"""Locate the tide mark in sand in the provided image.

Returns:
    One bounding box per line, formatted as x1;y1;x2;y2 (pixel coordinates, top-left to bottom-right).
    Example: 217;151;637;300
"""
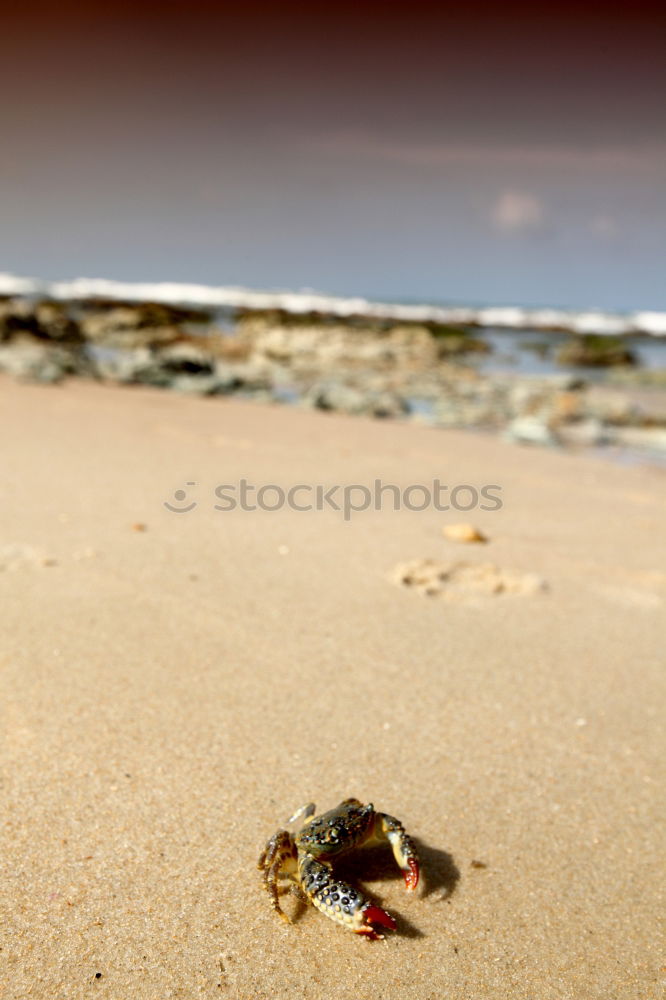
391;559;548;603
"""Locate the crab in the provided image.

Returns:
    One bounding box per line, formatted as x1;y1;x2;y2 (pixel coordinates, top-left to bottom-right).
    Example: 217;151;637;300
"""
258;798;420;939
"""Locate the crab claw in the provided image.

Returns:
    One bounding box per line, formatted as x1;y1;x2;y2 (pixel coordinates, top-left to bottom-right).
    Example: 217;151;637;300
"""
403;857;420;891
356;904;397;939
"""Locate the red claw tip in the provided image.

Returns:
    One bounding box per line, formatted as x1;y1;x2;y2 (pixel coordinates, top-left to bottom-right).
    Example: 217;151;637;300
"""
404;858;420;891
363;905;397;932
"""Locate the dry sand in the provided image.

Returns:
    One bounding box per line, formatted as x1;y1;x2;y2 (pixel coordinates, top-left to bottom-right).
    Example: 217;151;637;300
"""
1;376;664;999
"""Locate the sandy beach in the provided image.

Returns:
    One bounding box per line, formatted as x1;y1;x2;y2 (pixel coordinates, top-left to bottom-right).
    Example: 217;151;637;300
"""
1;375;664;999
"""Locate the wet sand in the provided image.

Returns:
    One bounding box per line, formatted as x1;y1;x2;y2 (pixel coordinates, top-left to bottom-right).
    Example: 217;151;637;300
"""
1;376;664;999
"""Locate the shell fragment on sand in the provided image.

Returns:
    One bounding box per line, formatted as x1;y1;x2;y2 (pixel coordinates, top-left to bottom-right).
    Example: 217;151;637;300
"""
442;523;488;544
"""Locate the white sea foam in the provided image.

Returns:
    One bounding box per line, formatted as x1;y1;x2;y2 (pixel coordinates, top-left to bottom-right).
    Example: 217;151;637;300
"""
0;272;664;337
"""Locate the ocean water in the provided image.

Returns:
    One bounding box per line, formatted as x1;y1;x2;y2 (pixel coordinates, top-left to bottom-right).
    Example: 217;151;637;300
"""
475;328;666;377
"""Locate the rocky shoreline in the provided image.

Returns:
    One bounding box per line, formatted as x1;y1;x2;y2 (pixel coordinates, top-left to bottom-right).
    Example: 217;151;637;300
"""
2;295;666;457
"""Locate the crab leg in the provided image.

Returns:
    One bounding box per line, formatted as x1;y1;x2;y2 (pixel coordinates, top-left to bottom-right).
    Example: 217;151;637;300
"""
257;830;299;922
298;854;397;939
373;812;420;891
286;802;316;826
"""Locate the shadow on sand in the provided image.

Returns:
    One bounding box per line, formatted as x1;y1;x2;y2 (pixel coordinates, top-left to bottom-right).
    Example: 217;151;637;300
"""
285;837;460;938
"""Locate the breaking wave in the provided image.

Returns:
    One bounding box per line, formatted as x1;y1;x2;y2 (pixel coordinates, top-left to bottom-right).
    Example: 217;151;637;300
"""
1;272;664;337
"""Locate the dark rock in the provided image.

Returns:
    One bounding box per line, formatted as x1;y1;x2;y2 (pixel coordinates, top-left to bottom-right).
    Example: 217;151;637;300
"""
81;299;213;327
0;337;90;383
428;323;490;356
93;342;215;386
79;300;213;348
150;342;215;377
305;381;408;418
555;335;637;368
0;299;82;343
80;308;183;348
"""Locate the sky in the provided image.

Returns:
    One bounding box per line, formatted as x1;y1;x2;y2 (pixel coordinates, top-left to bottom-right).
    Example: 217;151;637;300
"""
2;0;665;309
